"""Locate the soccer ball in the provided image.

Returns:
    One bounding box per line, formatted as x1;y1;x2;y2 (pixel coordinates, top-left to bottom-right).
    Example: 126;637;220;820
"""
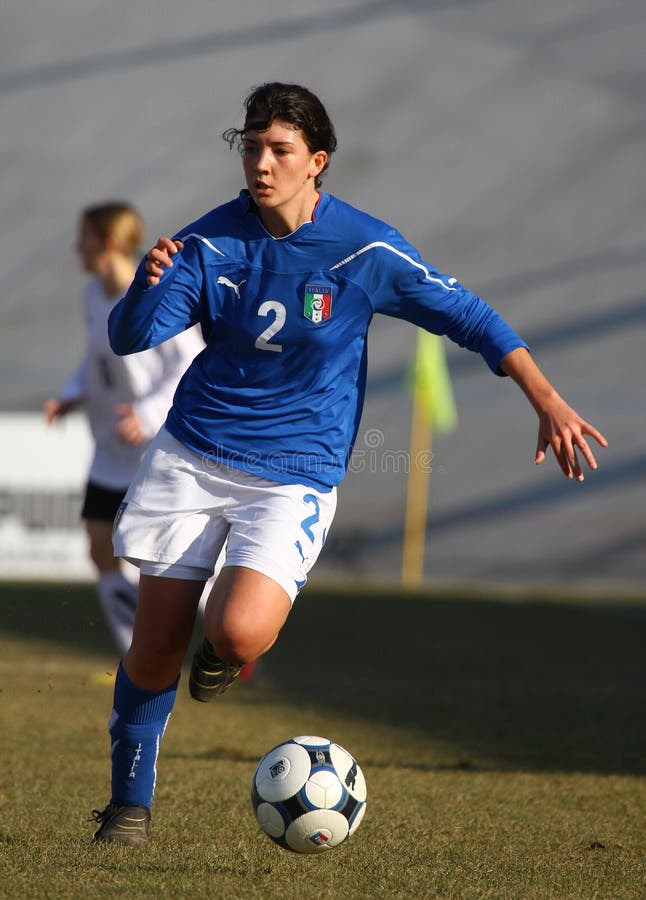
251;735;367;853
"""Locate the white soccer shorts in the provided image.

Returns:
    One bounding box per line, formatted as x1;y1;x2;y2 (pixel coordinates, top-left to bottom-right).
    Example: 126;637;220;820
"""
112;427;337;601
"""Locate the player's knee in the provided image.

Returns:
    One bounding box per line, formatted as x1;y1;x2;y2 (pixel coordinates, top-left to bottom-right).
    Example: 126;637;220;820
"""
130;620;187;669
208;622;273;666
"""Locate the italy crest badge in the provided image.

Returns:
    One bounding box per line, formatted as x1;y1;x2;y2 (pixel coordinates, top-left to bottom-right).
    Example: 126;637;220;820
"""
304;284;333;323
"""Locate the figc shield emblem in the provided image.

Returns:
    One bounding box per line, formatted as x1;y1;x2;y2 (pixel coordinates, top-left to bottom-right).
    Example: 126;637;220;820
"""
304;284;333;323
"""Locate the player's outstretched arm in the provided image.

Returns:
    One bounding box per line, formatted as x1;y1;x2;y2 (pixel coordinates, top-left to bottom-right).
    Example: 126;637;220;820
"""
499;347;608;482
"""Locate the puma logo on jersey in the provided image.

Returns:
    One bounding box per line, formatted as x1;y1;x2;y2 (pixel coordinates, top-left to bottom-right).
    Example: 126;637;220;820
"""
217;275;246;298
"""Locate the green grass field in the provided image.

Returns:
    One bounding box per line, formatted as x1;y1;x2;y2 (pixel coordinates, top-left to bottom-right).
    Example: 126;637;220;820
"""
1;582;644;899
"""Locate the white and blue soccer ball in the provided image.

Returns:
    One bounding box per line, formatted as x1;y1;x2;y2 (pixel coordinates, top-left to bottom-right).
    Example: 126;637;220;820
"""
251;735;367;853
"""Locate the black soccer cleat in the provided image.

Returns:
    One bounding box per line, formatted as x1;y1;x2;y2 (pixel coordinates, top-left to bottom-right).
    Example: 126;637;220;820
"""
92;803;151;846
189;638;242;702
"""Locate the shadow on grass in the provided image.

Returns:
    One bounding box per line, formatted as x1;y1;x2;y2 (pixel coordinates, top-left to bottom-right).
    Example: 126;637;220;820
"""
1;582;644;775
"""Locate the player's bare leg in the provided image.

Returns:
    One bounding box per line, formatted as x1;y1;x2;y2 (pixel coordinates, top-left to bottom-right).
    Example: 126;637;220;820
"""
124;574;204;689
87;519;138;654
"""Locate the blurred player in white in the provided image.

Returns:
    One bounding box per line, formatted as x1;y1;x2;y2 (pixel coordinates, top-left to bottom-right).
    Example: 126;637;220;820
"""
44;202;204;653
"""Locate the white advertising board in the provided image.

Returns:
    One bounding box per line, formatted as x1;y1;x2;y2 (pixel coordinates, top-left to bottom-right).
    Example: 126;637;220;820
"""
0;413;95;580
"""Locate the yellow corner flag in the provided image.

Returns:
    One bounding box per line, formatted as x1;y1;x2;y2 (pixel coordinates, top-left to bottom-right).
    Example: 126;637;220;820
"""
402;329;457;587
408;329;457;435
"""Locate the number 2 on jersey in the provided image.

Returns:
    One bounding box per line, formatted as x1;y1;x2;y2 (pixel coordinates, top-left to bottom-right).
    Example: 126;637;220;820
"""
255;301;286;353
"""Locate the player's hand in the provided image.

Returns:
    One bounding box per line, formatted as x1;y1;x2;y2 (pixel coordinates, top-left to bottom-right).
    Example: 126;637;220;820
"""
145;236;184;286
115;403;147;445
43;397;80;424
534;396;608;482
498;347;607;482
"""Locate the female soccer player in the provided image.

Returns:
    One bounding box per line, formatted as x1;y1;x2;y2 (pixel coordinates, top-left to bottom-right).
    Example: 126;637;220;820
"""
92;84;607;844
45;202;203;654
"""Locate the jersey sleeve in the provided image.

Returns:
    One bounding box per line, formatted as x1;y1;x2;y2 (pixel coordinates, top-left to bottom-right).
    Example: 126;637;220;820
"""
58;285;93;401
58;358;88;402
365;228;528;374
108;237;204;356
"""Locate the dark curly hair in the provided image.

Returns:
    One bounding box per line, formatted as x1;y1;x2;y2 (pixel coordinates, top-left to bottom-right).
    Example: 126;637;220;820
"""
223;82;337;188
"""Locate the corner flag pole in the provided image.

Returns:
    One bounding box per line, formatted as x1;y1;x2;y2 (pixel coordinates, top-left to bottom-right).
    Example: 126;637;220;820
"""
401;371;432;587
401;330;457;587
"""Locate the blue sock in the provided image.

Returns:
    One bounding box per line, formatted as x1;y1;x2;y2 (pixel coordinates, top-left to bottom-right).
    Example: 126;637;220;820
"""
109;662;178;809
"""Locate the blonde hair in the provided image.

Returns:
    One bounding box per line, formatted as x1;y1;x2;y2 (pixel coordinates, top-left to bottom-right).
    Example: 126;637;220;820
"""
81;202;144;257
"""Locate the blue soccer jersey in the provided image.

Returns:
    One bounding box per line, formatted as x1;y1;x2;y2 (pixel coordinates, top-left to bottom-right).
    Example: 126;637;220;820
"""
108;191;527;489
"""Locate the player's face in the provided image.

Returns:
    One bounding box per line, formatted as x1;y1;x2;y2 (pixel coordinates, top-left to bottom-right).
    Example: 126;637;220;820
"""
241;121;327;230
